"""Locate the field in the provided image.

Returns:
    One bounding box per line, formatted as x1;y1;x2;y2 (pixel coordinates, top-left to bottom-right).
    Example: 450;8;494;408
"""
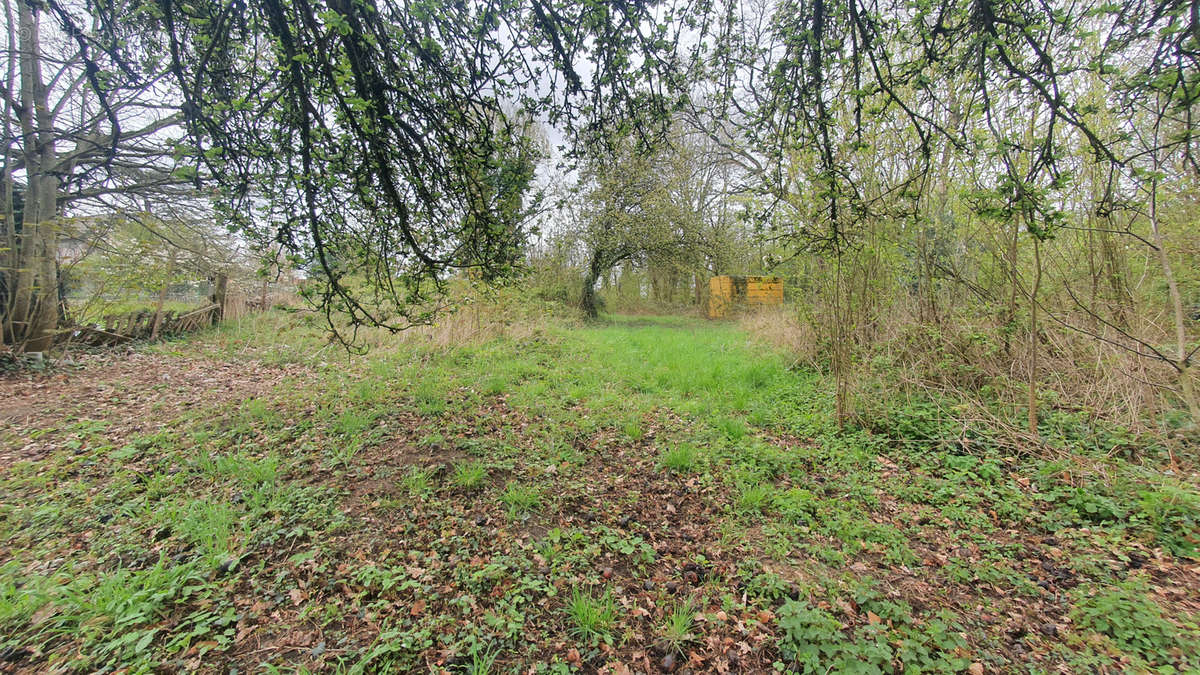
1;310;1198;673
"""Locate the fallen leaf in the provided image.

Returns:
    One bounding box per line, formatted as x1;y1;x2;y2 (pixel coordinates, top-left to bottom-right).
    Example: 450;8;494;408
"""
235;624;257;643
30;603;59;625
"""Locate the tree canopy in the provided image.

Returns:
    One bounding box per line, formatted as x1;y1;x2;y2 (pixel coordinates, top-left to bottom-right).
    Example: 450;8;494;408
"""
24;0;712;341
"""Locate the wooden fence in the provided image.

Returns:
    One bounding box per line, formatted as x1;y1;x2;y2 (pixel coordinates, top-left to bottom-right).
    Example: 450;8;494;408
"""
58;273;282;347
64;304;221;346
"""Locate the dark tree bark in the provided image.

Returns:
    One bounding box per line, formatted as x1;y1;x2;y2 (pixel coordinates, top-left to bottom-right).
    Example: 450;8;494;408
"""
580;249;607;319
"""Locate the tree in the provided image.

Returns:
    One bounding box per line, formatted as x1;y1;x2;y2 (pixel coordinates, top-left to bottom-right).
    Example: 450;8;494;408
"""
574;136;704;318
691;0;1200;425
2;0;192;350
33;0;712;343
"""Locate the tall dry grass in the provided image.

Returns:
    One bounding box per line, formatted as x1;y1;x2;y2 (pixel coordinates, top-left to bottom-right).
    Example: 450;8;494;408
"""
391;292;576;349
740;296;1196;455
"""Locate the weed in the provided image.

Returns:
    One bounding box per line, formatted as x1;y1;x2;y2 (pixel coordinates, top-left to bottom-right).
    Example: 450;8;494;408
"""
329;439;364;469
1065;487;1125;524
893;612;970;673
1070;575;1198;667
773;487;817;524
594;526;656;563
1136;485;1200;558
776;600;892;673
466;646;499;674
741;568;792;601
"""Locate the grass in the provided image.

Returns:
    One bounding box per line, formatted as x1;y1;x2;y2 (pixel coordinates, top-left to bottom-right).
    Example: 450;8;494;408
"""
659;600;697;654
499;483;541;517
1;308;1197;672
565;588;618;646
452;460;488;491
400;466;435;498
736;482;773;514
659;443;699;473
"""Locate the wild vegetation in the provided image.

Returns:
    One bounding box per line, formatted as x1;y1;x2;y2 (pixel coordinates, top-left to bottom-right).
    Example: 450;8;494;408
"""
2;0;1199;672
1;303;1198;672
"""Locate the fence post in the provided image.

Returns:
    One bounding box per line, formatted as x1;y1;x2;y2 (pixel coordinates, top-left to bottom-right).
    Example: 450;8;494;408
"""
211;273;228;322
151;251;176;340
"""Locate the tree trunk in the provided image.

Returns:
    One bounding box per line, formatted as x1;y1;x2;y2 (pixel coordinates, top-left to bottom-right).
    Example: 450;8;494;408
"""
580;251;604;319
1147;177;1200;422
211;272;229;320
833;251;848;427
1028;235;1042;438
1;0;18;344
151;250;176;340
1002;219;1020;357
7;1;60;351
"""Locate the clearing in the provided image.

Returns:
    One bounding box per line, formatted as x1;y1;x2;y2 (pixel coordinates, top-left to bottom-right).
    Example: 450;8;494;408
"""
1;313;1198;673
